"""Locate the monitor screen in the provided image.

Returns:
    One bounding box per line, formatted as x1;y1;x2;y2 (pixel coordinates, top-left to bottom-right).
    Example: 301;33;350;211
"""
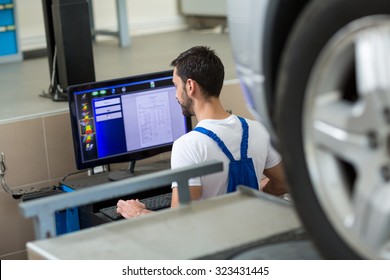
67;70;192;171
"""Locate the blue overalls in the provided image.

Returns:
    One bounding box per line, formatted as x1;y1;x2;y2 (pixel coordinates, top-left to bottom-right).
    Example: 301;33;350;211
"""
193;116;259;193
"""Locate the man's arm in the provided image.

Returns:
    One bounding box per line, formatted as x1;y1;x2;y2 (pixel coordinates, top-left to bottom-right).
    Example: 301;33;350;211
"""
171;185;202;208
116;185;202;218
262;162;289;196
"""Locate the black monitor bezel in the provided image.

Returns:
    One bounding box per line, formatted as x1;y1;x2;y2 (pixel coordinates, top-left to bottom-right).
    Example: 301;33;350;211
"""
67;70;192;170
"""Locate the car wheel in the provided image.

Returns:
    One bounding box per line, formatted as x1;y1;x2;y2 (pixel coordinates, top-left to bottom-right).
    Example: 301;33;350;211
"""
276;0;390;259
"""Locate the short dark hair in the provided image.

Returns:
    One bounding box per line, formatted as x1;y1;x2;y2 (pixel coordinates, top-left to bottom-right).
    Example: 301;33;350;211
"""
170;46;225;98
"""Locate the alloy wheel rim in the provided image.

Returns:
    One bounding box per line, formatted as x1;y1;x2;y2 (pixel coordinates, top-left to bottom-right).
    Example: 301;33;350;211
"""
303;16;390;259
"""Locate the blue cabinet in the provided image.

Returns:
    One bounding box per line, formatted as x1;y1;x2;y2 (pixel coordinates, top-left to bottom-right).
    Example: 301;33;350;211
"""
0;0;21;63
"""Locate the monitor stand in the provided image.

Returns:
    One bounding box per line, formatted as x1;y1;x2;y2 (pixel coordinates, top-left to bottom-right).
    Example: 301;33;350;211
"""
107;160;137;181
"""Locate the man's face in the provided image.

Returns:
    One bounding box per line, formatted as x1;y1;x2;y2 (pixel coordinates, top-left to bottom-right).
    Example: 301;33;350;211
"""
173;68;194;117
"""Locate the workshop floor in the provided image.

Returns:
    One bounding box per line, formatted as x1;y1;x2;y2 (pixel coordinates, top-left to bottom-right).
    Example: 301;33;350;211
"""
0;29;236;123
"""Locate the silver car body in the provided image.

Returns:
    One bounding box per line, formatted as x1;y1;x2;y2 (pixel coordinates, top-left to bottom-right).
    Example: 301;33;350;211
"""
227;0;274;136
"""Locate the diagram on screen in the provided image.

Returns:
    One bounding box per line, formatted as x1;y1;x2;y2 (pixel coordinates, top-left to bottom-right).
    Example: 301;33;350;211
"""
136;92;173;147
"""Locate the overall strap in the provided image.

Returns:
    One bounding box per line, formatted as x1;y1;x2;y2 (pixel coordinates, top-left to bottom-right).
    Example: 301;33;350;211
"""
193;127;235;162
193;116;250;162
237;116;249;159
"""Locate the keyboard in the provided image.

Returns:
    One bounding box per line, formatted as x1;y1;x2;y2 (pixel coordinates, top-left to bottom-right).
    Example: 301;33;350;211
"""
99;192;172;220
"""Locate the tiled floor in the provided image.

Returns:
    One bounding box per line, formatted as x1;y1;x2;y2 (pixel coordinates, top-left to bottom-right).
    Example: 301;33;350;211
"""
0;29;236;123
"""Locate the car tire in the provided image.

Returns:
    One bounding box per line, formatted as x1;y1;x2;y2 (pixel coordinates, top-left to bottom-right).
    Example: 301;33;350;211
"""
276;0;390;259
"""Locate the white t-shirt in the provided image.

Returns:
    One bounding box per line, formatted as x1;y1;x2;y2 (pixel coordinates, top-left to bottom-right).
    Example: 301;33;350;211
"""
171;115;281;199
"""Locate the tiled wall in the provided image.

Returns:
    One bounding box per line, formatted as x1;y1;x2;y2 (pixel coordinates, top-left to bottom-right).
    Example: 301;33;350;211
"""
0;82;252;260
0;112;77;259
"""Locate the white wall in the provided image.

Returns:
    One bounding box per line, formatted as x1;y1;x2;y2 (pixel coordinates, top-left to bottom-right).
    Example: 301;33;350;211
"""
15;0;186;51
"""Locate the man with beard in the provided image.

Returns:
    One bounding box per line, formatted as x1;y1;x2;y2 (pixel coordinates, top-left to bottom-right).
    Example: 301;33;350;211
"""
116;46;288;218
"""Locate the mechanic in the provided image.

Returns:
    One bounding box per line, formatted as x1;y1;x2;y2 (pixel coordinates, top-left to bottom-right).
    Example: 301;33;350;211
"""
117;46;288;218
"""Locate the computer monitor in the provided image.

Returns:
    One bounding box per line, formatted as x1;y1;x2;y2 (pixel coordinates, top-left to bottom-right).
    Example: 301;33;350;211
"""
67;70;192;180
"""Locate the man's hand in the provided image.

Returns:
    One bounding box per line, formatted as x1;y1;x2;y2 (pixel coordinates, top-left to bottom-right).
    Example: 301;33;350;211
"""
116;199;151;218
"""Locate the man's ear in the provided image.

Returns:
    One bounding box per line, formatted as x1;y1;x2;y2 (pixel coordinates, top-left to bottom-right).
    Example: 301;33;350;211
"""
186;78;197;97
